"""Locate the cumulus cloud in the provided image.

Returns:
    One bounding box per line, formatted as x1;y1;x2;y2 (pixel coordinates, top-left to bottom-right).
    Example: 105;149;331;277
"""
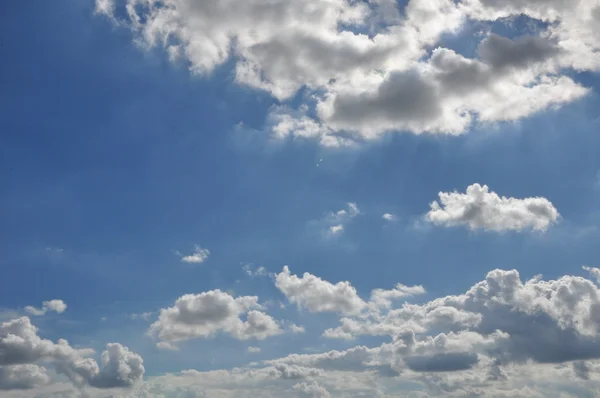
325;267;600;372
0;317;143;392
59;343;144;389
149;289;282;348
179;245;210;264
370;284;426;309
0;364;49;390
275;266;366;315
25;300;67;316
247;346;261;354
96;0;597;145
426;183;559;232
292;381;331;398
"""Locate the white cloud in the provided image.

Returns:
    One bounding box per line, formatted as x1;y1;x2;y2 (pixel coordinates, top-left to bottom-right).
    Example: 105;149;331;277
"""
583;266;600;284
370;284;426;309
149;289;282;348
180;245;210;264
292;381;331;398
247;346;261;354
426;183;560;232
288;323;306;334
328;225;344;235
97;0;597;145
25;300;67;317
0;316;143;392
0;364;49;391
243;264;268;277
275;266;366;315
317;202;360;238
60;343;144;389
382;213;397;221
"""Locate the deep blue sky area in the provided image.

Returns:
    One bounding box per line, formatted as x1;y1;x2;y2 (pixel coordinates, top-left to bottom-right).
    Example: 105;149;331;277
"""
1;0;600;386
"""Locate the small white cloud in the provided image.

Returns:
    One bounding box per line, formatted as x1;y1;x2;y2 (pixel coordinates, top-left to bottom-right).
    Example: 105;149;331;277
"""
288;323;306;334
247;346;261;353
243;264;268;277
382;213;397;221
180;245;210;264
328;224;344;235
426;183;559;232
25;300;67;316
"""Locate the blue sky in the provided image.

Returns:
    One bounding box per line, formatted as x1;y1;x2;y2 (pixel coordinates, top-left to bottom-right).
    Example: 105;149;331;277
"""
1;0;600;397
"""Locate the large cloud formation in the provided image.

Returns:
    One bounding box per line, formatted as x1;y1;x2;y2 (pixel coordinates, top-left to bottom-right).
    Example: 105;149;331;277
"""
6;266;600;396
96;0;598;146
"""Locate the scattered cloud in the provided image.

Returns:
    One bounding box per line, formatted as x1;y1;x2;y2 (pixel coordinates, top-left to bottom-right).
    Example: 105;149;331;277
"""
25;300;67;317
317;202;360;238
179;245;210;264
243;264;268;277
426;183;559;232
247;346;261;354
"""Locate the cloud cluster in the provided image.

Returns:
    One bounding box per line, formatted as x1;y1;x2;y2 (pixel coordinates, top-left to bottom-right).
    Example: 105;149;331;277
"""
149;289;282;348
97;0;598;145
426;183;559;232
25;299;67;316
319;202;360;237
7;266;600;396
0;317;143;392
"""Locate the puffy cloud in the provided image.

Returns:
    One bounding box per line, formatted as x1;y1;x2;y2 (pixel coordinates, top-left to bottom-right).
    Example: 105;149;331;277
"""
288;323;306;334
275;266;366;315
97;0;596;145
0;317;87;366
292;381;331;398
426;183;559;232
0;317;143;392
180;245;210;264
59;343;144;388
370;284;426;309
149;290;282;348
0;364;49;390
326;267;600;371
25;300;67;316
